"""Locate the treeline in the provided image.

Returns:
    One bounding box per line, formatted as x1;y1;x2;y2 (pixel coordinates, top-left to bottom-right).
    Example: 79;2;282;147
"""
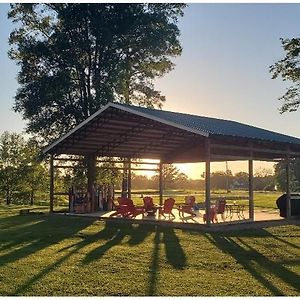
131;169;276;191
0;132;122;205
1;131;300;205
0;132;49;205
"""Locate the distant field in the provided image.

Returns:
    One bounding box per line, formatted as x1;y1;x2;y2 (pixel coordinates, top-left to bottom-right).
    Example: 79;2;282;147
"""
0;206;299;296
0;190;282;212
128;190;282;210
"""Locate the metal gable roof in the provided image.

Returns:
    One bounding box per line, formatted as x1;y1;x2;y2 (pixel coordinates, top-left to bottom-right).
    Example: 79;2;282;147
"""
117;103;300;145
43;101;300;158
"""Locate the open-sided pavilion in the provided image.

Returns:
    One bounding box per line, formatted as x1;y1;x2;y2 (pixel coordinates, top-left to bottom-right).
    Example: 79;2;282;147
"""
43;102;300;225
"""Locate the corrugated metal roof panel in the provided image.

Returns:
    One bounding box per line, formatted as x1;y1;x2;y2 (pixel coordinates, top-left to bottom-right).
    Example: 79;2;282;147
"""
118;103;300;145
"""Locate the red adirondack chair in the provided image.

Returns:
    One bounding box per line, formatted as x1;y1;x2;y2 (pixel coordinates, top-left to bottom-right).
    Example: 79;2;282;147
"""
143;196;157;216
110;197;130;217
215;198;226;222
177;195;196;217
121;199;145;218
158;198;175;219
203;205;218;223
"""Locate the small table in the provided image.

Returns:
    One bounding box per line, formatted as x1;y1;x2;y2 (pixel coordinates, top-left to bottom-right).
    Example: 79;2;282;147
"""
225;204;246;220
146;205;160;217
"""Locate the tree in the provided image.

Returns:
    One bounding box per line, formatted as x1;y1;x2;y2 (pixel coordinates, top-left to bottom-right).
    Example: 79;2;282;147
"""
233;172;249;190
96;160;122;186
131;174;151;190
0;132;26;204
19;139;49;205
274;159;300;192
175;172;189;189
254;168;275;191
162;164;180;189
8;3;186;142
0;132;49;205
270;38;300;113
210;171;233;190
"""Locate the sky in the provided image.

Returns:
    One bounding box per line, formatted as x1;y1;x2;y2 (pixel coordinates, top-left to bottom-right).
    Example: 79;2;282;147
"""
1;3;300;178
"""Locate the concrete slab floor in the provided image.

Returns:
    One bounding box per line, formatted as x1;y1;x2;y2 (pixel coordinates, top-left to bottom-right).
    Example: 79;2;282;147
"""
65;207;283;225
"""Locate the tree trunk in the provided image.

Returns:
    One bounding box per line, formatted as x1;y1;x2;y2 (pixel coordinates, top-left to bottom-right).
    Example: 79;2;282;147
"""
30;190;34;206
6;189;10;205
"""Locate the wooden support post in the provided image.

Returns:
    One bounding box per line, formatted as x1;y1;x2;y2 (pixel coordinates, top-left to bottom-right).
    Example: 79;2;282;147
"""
128;159;132;199
286;156;291;218
205;139;211;226
49;154;54;213
248;159;254;221
87;154;96;212
121;160;128;198
159;162;163;205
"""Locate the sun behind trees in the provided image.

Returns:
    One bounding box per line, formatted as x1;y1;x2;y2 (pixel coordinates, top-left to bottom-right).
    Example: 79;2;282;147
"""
131;165;277;192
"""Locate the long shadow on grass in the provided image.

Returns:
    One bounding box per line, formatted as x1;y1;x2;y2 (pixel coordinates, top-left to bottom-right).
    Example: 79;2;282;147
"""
148;226;161;296
0;214;44;251
0;214;39;230
11;220;130;295
147;226;187;296
0;215;94;268
8;218;186;295
82;222;131;264
10;220;153;294
82;221;154;264
162;227;186;270
204;229;300;296
11;234;97;296
81;221;186;295
82;222;186;272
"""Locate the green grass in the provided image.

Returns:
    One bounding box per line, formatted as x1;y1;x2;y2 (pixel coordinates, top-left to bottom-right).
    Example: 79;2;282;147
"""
0;205;299;296
1;189;282;211
130;190;282;210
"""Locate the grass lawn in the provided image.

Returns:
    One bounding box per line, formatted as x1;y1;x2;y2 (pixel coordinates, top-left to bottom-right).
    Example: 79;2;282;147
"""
0;205;299;296
130;190;282;210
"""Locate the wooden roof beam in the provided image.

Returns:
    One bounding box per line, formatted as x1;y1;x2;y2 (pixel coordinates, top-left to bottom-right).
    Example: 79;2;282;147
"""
210;143;300;157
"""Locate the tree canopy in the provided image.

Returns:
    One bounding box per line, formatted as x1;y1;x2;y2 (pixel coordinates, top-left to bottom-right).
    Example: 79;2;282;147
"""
274;159;300;192
270;38;300;113
0;132;48;204
8;3;186;142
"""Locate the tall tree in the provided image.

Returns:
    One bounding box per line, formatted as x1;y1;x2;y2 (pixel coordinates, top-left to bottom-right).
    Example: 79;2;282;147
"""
210;171;233;190
175;172;189;189
162;164;180;189
269;38;300;191
270;38;300;113
274;159;300;192
233;171;249;190
8;3;186;142
253;168;275;191
0;132;49;205
0;132;26;204
19;139;49;205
